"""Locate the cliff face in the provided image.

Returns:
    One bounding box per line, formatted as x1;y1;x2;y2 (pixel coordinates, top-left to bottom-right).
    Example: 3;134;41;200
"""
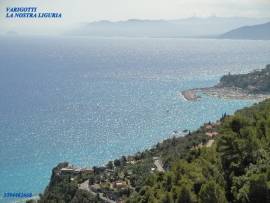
218;64;270;94
35;65;270;203
36;162;100;203
35;127;210;202
39;98;270;203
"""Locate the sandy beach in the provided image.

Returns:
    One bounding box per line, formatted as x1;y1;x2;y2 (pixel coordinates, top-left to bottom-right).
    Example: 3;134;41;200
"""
181;87;270;101
181;89;201;101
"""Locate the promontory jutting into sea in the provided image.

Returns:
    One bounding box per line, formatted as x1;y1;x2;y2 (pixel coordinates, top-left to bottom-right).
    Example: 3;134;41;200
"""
1;0;270;201
0;36;270;201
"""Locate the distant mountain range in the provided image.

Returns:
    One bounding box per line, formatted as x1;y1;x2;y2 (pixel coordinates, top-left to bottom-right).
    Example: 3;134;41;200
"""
220;21;270;40
70;17;270;38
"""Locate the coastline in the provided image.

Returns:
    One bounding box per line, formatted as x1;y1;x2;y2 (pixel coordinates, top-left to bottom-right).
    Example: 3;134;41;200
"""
181;89;201;101
181;86;270;101
36;97;270;203
34;63;270;202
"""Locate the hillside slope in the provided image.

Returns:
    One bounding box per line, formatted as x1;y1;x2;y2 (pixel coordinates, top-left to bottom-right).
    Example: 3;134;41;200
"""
220;22;270;40
218;64;270;93
33;99;270;203
32;65;270;203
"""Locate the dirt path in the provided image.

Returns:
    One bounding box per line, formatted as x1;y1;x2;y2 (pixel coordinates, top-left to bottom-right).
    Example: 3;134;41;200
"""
206;139;214;147
154;159;165;172
78;180;116;203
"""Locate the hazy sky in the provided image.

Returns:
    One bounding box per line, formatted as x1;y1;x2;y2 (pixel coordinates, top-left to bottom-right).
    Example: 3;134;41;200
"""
1;0;270;34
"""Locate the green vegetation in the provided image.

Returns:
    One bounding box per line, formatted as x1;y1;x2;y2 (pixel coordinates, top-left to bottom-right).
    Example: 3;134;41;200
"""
218;64;270;94
36;99;270;202
35;65;270;202
37;163;100;203
127;99;270;202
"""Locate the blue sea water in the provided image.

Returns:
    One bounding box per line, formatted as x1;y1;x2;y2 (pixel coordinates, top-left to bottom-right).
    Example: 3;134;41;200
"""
0;36;270;201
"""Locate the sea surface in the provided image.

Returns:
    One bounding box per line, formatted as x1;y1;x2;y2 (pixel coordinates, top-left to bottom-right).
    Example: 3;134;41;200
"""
0;36;270;201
